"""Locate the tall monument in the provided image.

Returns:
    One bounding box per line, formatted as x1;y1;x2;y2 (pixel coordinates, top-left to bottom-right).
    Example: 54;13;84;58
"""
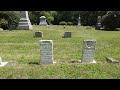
95;16;102;30
17;11;32;30
78;15;81;26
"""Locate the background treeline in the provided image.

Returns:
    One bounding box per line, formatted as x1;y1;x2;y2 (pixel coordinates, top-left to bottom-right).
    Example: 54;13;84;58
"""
0;11;120;30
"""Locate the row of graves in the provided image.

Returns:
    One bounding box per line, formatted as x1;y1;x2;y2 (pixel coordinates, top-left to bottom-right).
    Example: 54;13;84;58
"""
0;11;119;67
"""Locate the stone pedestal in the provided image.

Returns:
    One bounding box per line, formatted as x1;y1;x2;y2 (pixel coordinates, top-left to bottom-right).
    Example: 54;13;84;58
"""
39;16;48;26
40;40;55;64
17;11;32;30
81;40;96;64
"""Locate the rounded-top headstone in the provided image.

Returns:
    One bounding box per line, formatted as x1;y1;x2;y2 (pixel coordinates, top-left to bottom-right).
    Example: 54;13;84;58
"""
39;16;48;26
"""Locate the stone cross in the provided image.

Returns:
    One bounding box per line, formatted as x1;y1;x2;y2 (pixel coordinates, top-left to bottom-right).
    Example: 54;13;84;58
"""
40;40;54;64
81;39;96;64
17;11;33;30
39;16;48;26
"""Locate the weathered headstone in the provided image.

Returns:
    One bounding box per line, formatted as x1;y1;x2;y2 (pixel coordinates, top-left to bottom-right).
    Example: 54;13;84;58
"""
17;11;32;30
95;16;102;30
0;57;8;67
63;32;72;38
81;39;96;64
0;28;3;31
78;15;81;26
34;31;43;37
39;16;48;26
40;40;55;64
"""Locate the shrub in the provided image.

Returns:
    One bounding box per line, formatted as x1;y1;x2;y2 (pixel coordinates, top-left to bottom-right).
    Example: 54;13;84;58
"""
67;22;73;25
102;11;119;30
0;18;8;29
59;21;67;25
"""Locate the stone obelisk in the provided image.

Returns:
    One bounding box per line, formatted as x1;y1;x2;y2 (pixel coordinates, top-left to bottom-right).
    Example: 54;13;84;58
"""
17;11;32;30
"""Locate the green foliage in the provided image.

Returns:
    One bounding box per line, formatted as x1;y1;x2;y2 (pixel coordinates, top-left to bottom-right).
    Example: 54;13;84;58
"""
67;22;73;25
0;18;8;29
0;11;20;29
102;11;120;30
59;21;67;25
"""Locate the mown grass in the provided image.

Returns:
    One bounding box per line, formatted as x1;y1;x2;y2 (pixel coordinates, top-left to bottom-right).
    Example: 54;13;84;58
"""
0;25;120;79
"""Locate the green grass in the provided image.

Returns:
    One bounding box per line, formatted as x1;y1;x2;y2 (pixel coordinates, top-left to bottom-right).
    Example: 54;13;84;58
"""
0;25;120;79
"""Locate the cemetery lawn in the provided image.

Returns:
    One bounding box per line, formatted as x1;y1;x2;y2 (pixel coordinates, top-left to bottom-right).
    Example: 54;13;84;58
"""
0;25;120;79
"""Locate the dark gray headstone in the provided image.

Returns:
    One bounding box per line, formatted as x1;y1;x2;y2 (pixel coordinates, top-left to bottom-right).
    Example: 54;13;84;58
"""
64;32;72;38
17;11;32;30
81;39;96;64
40;40;55;64
35;32;43;37
39;16;48;26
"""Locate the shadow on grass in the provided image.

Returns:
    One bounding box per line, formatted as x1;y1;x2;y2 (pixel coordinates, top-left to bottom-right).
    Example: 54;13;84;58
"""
28;62;39;65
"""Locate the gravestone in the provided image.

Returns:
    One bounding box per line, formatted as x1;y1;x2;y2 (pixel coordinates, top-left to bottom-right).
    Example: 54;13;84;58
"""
81;39;96;64
17;11;32;30
0;57;8;67
95;16;102;30
39;16;48;26
0;28;3;31
34;31;43;37
63;32;72;38
78;16;81;26
40;40;55;64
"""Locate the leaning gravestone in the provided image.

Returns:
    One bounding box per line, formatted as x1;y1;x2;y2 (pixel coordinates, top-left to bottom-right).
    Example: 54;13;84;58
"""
17;11;32;30
63;32;72;38
39;16;48;26
40;40;55;64
0;57;8;67
81;39;96;64
34;31;43;37
95;16;102;30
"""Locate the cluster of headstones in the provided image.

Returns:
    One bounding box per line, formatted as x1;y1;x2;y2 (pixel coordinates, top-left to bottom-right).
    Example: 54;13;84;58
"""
17;11;48;30
40;39;96;65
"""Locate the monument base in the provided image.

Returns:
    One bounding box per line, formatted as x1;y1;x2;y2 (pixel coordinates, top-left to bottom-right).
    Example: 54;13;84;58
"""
80;60;96;64
40;61;56;65
0;62;8;67
39;24;48;26
17;25;33;30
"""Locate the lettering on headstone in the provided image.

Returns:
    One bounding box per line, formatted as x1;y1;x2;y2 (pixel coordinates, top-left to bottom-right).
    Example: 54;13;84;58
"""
81;40;96;64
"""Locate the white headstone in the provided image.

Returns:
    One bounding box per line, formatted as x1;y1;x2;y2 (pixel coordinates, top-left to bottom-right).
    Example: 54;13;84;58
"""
40;40;55;64
17;11;33;30
39;16;48;26
81;39;96;64
0;57;8;67
95;16;102;30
